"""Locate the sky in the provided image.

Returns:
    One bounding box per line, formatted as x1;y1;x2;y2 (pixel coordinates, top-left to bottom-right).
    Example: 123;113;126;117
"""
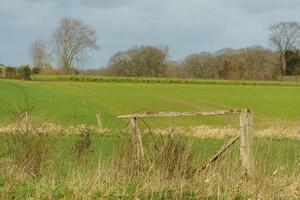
1;0;300;68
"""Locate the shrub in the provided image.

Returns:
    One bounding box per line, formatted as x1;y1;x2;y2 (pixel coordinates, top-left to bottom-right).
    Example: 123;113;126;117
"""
0;67;4;78
31;67;40;75
2;103;50;176
72;126;92;161
12;134;49;176
17;65;31;80
5;67;17;79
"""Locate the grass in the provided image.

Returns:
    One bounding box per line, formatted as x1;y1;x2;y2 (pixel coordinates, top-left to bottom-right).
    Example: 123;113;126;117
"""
1;134;299;176
1;77;300;198
1;79;300;129
1;133;300;199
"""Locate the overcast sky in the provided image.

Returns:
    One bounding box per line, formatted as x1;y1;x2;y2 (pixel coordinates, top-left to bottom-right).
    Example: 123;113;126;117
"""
1;0;300;68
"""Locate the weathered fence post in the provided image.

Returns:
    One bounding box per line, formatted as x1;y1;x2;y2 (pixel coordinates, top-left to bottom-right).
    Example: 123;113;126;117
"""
239;109;254;176
117;108;255;173
96;112;102;129
25;111;29;134
129;117;144;164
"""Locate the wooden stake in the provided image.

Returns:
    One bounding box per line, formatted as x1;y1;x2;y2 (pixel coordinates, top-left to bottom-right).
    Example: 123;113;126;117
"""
130;117;144;163
96;113;102;129
240;109;254;176
25;111;29;134
201;134;240;171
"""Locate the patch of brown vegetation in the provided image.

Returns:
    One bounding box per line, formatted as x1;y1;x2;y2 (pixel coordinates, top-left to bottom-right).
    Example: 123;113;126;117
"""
147;125;300;139
0;122;108;135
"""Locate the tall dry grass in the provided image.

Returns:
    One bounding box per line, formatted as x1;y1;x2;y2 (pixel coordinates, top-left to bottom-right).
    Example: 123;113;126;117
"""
0;108;300;199
1;127;300;199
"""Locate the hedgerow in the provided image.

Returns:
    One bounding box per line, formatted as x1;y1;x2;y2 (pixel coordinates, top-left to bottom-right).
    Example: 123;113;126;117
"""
0;65;31;80
31;75;300;87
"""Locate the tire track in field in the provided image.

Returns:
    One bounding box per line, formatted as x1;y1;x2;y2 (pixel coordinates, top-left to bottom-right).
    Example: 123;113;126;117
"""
156;95;233;111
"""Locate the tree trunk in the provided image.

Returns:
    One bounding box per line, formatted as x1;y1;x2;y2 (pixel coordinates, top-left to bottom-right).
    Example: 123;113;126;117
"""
280;51;286;75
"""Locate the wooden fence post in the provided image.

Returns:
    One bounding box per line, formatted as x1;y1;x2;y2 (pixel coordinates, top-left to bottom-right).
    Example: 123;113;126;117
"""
117;108;254;173
25;111;29;134
96;112;102;129
240;109;254;176
129;117;144;164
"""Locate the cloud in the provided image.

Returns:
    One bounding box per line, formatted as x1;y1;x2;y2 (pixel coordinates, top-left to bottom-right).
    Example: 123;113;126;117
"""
224;0;300;14
1;0;300;67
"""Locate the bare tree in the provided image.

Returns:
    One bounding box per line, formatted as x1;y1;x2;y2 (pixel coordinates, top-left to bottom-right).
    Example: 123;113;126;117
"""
269;21;300;74
183;52;217;79
30;39;50;69
53;17;99;73
107;45;168;77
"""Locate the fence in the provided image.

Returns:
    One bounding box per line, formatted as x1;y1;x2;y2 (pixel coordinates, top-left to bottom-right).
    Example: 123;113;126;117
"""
117;108;254;176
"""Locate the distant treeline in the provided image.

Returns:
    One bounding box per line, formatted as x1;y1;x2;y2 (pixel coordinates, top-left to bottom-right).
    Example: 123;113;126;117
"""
3;45;300;82
99;45;281;80
0;65;31;80
29;45;300;81
100;45;300;81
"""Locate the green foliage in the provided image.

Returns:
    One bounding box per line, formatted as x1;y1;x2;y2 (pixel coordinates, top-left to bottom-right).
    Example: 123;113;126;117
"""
0;67;4;78
17;65;31;80
31;66;40;75
0;65;31;80
31;74;300;86
4;66;17;79
286;50;300;75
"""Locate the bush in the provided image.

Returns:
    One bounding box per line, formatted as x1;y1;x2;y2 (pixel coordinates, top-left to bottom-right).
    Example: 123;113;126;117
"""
17;65;31;80
0;67;4;78
31;67;40;75
2;103;50;176
5;67;17;79
72;126;92;161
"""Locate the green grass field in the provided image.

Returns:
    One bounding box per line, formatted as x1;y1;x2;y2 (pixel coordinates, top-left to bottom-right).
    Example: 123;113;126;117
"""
1;78;300;199
1;79;300;129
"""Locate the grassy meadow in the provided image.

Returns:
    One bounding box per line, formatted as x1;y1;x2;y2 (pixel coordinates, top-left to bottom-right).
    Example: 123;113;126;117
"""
1;78;300;129
1;77;300;199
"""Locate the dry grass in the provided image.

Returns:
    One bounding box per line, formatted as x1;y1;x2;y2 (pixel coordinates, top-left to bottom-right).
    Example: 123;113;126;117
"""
0;122;108;135
2;123;300;140
1;150;300;199
148;125;300;140
72;125;92;161
1;113;300;198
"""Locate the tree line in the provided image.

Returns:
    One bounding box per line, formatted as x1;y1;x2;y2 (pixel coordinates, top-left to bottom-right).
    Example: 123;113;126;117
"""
100;45;280;80
3;18;300;81
0;64;31;80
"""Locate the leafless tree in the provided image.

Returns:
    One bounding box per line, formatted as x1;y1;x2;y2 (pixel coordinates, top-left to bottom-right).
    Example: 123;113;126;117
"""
30;39;51;69
269;21;300;74
53;17;99;73
183;52;217;79
107;45;168;77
